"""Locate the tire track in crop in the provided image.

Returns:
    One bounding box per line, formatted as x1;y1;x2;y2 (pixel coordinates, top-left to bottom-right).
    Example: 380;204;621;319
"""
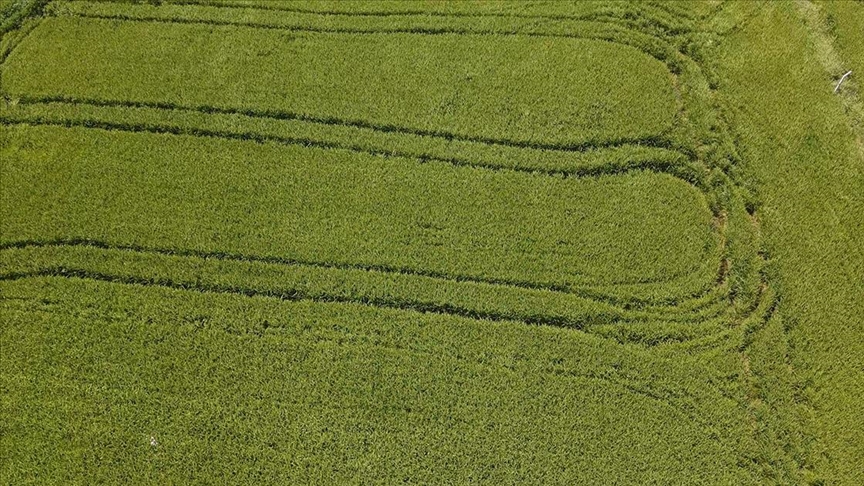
51;9;640;39
0;2;774;471
136;0;673;24
647;0;729;22
0;239;728;314
0;3;752;320
1;267;596;328
0;272;741;444
0;14;39;64
0;98;723;296
44;4;689;82
61;0;693;36
2;97;703;192
0;2;44;92
0;113;701;197
46;9;677;66
0;245;767;363
35;0;718;151
7;94;683;156
0;255;749;345
0;116;725;296
1;255;770;418
46;0;692;78
7;5;698;158
31;6;698;151
0;4;732;313
0;264;729;334
1;98;700;193
0;89;726;298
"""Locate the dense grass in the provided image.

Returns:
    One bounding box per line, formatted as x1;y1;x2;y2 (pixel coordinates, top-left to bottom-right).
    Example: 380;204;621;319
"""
820;0;864;81
4;0;853;483
715;1;864;482
1;276;759;484
3;14;679;148
0;125;717;291
0;0;45;36
0;98;700;182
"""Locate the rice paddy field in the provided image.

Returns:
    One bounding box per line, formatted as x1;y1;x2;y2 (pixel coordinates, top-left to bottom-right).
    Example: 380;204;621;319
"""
1;1;861;484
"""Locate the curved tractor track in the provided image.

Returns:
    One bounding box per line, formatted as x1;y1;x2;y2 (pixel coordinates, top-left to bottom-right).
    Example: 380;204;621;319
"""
0;1;789;483
0;0;767;342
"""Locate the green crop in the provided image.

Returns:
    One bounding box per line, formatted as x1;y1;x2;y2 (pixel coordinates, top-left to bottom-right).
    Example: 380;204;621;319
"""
715;1;864;483
819;0;864;82
0;124;718;291
1;275;758;484
3;12;679;149
2;0;860;483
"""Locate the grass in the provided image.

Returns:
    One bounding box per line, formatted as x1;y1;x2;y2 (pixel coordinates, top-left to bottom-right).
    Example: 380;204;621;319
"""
714;1;864;483
820;0;864;82
1;0;860;483
0;0;45;35
0;125;717;290
1;276;754;484
3;13;679;148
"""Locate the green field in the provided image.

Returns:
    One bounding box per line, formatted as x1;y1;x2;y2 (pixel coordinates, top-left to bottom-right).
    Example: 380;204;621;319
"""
1;1;861;483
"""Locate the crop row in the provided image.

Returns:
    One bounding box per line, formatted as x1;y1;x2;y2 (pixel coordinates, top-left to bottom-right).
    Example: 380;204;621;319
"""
0;97;700;182
0;0;766;320
0;242;737;339
32;0;743;170
0;273;759;483
3;14;680;149
0;124;719;296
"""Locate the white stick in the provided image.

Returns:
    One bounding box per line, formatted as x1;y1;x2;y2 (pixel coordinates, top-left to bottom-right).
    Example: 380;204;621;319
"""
834;70;852;93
